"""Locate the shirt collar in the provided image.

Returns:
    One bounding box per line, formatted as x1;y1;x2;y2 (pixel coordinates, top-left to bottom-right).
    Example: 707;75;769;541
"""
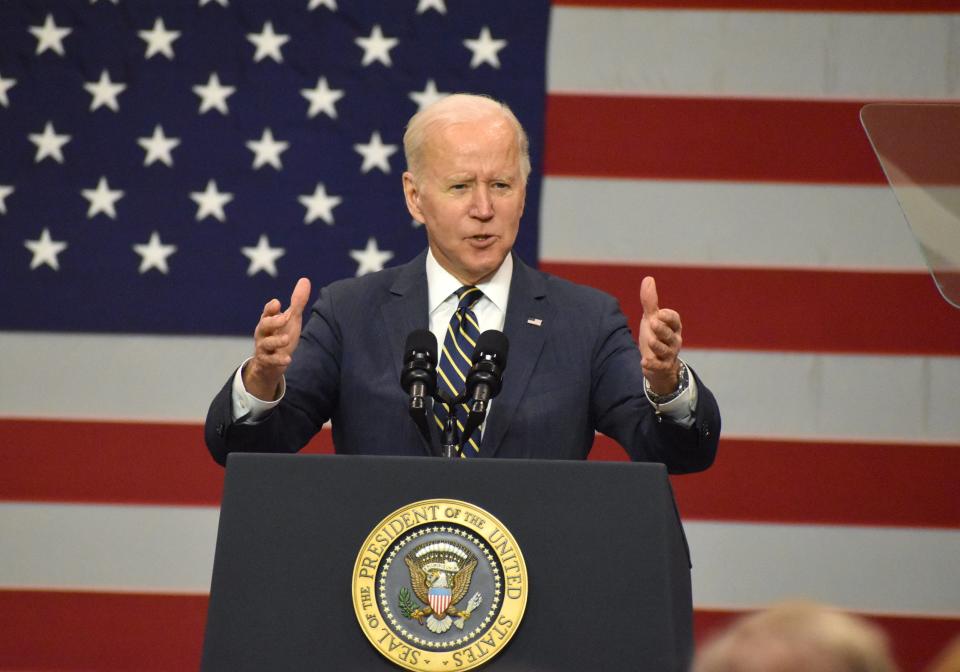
426;248;513;314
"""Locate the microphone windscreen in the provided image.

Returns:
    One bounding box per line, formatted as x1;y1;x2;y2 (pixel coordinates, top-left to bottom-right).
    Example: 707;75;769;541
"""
404;329;437;365
474;330;509;369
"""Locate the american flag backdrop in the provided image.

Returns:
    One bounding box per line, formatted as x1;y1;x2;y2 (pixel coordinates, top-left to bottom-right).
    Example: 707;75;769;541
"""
2;1;959;670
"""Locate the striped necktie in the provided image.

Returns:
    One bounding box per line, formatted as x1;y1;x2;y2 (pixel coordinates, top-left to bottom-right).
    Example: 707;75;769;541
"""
435;285;483;456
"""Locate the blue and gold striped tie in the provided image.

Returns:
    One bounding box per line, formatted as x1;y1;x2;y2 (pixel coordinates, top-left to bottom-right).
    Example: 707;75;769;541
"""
435;285;483;456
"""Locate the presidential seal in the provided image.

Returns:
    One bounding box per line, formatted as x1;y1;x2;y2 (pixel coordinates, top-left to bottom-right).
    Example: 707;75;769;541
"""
352;499;527;671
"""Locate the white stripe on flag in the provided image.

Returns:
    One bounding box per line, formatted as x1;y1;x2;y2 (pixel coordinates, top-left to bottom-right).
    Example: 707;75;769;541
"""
0;332;248;422
3;502;958;617
0;503;217;594
549;7;960;99
684;349;960;443
686;520;960;616
3;333;957;444
541;178;924;270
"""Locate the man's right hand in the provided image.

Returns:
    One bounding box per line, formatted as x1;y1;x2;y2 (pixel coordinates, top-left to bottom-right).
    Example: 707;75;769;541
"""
242;277;312;401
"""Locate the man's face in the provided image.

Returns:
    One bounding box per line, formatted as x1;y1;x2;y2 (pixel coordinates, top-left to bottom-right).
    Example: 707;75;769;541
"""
403;115;526;285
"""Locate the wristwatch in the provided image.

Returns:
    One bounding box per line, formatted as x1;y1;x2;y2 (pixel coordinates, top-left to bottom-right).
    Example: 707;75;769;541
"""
644;360;690;409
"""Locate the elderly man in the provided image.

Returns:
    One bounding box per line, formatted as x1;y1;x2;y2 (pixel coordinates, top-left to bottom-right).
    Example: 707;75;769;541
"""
205;94;719;469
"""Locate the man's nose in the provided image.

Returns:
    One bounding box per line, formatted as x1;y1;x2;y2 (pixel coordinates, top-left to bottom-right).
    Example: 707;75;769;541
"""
469;186;494;220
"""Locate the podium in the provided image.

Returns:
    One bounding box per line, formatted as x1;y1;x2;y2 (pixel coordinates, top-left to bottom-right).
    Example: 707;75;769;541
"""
202;454;694;671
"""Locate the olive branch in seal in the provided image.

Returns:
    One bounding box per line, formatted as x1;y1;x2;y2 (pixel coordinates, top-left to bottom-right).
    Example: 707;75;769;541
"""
398;588;417;618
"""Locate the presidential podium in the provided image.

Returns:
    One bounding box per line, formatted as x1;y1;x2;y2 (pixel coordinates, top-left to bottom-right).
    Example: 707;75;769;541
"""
201;454;694;671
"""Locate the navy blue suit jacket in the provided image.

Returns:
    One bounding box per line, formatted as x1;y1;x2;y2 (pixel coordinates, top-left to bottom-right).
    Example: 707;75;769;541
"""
205;252;720;471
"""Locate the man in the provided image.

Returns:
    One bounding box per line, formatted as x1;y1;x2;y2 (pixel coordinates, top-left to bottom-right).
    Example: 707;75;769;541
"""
692;601;899;672
205;94;719;470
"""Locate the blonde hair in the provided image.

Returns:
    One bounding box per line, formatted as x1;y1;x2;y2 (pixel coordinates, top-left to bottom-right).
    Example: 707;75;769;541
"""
403;93;531;184
928;636;960;672
693;601;899;672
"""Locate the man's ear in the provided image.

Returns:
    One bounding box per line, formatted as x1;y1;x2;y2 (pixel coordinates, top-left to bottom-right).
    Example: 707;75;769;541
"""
402;172;424;223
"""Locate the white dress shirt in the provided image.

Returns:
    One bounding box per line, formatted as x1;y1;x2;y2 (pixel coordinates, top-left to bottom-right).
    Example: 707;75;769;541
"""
426;248;511;354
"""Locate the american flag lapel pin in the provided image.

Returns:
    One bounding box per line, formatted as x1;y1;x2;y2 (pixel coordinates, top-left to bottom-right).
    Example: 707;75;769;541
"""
526;317;543;327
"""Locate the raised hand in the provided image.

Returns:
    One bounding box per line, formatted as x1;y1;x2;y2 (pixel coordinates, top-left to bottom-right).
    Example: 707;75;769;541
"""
242;277;311;400
638;276;683;395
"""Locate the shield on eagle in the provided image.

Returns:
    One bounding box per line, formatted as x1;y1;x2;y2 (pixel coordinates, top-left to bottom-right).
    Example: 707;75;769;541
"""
428;586;452;615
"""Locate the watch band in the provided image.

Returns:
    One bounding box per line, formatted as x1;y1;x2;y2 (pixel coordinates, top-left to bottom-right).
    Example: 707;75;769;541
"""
644;360;689;407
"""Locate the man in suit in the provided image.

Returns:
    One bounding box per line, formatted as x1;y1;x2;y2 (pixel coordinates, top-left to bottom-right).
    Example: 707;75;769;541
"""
205;94;719;470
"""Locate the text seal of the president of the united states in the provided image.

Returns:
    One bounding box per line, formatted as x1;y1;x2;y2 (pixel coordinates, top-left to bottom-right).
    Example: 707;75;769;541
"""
352;499;528;671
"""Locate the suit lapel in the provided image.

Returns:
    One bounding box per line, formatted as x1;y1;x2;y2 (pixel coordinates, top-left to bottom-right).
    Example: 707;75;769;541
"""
381;251;430;380
380;252;432;453
480;256;552;458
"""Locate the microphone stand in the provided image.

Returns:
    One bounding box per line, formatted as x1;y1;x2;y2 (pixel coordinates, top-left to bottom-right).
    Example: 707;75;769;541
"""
440;411;460;458
434;392;494;459
407;388;433;452
435;391;467;458
460;397;488;448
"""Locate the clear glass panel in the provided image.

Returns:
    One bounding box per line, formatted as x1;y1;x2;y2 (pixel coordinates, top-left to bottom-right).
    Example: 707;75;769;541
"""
861;103;960;309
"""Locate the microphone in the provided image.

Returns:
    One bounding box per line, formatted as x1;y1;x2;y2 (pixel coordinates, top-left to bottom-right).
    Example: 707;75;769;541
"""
400;330;437;450
460;330;509;447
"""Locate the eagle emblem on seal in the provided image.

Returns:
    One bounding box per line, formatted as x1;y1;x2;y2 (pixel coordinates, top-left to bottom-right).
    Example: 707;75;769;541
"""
400;541;483;634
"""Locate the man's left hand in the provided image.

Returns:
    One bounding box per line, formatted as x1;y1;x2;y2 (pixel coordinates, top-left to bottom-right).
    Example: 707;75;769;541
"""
639;276;683;395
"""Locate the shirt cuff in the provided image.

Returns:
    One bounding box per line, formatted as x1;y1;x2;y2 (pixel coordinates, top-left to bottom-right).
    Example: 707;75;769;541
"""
231;357;285;424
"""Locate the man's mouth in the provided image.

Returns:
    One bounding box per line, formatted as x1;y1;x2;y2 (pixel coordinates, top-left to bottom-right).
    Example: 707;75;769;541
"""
467;234;497;249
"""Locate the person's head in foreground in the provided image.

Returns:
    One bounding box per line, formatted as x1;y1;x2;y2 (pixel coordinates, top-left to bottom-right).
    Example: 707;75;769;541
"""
927;636;960;672
692;601;899;672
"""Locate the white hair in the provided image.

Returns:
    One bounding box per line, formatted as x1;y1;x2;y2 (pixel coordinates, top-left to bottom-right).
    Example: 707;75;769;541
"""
403;93;531;184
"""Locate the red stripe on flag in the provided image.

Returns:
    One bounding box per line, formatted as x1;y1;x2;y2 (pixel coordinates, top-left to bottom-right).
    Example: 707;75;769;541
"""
0;420;225;506
861;103;960;186
0;419;332;507
4;419;959;529
0;589;955;672
588;435;960;529
0;590;208;671
544;94;888;183
540;262;960;355
553;0;960;11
